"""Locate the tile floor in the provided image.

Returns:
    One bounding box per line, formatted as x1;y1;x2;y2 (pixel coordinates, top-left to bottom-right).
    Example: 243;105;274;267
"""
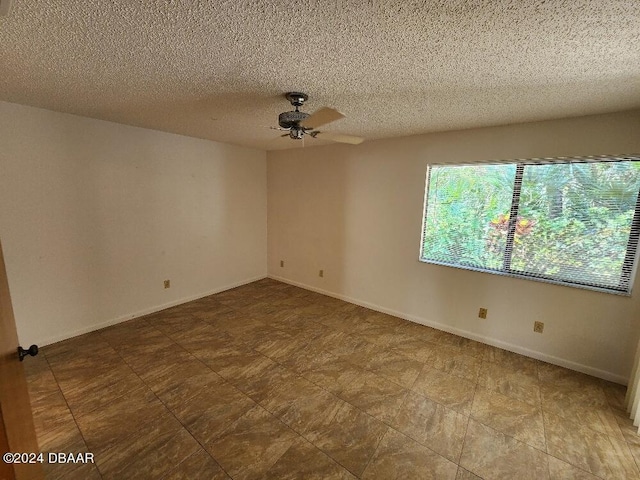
24;278;640;479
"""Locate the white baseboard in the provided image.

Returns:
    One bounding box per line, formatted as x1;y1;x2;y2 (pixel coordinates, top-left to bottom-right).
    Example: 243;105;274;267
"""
268;274;628;385
37;275;267;347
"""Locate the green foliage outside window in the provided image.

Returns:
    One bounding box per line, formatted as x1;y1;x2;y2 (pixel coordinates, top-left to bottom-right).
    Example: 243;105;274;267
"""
421;158;640;293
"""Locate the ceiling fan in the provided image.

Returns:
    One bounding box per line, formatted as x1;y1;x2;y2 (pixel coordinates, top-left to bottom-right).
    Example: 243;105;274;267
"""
274;92;364;145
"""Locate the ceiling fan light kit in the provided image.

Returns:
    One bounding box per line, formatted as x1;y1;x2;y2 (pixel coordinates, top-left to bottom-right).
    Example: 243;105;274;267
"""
275;92;364;145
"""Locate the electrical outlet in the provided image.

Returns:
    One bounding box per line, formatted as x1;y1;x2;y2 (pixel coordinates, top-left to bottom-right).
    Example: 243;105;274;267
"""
280;260;284;267
478;308;487;319
319;269;324;278
164;279;170;289
534;321;544;333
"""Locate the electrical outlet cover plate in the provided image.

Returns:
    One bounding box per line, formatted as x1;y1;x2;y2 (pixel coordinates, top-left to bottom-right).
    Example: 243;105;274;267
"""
534;321;544;333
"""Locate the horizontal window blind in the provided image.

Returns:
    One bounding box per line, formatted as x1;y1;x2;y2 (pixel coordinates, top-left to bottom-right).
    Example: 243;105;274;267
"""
420;155;640;294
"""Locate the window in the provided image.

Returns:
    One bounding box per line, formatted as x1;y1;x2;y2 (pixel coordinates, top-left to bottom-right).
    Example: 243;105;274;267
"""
420;155;640;294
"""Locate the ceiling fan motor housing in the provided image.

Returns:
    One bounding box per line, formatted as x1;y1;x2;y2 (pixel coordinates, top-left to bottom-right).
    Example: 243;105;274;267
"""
278;110;309;129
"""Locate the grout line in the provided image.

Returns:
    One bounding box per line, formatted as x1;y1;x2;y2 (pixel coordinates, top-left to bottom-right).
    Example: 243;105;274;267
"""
109;313;236;480
40;351;105;480
456;382;478;470
359;424;391;478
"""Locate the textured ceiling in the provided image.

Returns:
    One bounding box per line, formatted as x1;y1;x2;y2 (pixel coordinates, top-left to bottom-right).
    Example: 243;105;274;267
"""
0;1;639;150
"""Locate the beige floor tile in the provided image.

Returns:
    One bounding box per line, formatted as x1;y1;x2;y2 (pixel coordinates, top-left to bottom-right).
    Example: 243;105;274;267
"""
30;390;82;453
362;428;458;479
338;370;408;424
259;308;300;327
254;330;309;363
143;305;197;323
206;405;298;480
282;320;335;344
74;386;169;456
460;420;550;480
154;370;225;412
292;301;335;320
455;466;483;479
538;362;604;390
187;333;252;364
245;299;287;318
163;448;231;480
451;337;488;359
203;348;271;381
108;329;176;356
278;340;335;374
46;344;125;386
389;337;439;363
338;346;384;371
192;307;240;326
241;364;309;414
392;391;468;462
483;346;539;373
172;297;223;314
471;387;546;450
304;329;344;351
129;353;211;397
392;320;442;344
361;311;406;329
56;363;146;416
412;365;476;415
601;380;627;412
224;321;275;347
544;411;639;479
99;319;165;347
96;413;200;480
305;401;389;477
617;414;640;471
201;307;251;329
303;356;367;395
43;332;112;360
23;356;60;403
429;344;483;382
478;360;541;407
541;387;622;439
364;349;424;389
262;437;356;479
175;382;256;445
322;331;378;361
227;354;283;393
351;321;402;347
547;455;601;479
540;379;608;409
278;386;345;436
217;294;259;311
168;321;228;349
40;435;89;479
117;341;192;374
46;461;102;480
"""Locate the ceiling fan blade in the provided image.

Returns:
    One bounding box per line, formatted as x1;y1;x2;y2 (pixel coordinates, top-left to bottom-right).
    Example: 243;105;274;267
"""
299;107;345;129
313;132;365;145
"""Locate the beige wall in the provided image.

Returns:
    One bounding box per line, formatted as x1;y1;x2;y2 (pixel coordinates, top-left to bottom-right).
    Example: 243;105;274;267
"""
0;101;267;347
267;110;640;383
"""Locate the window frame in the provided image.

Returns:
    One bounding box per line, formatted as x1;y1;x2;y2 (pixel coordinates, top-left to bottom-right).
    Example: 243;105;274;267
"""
419;155;640;296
